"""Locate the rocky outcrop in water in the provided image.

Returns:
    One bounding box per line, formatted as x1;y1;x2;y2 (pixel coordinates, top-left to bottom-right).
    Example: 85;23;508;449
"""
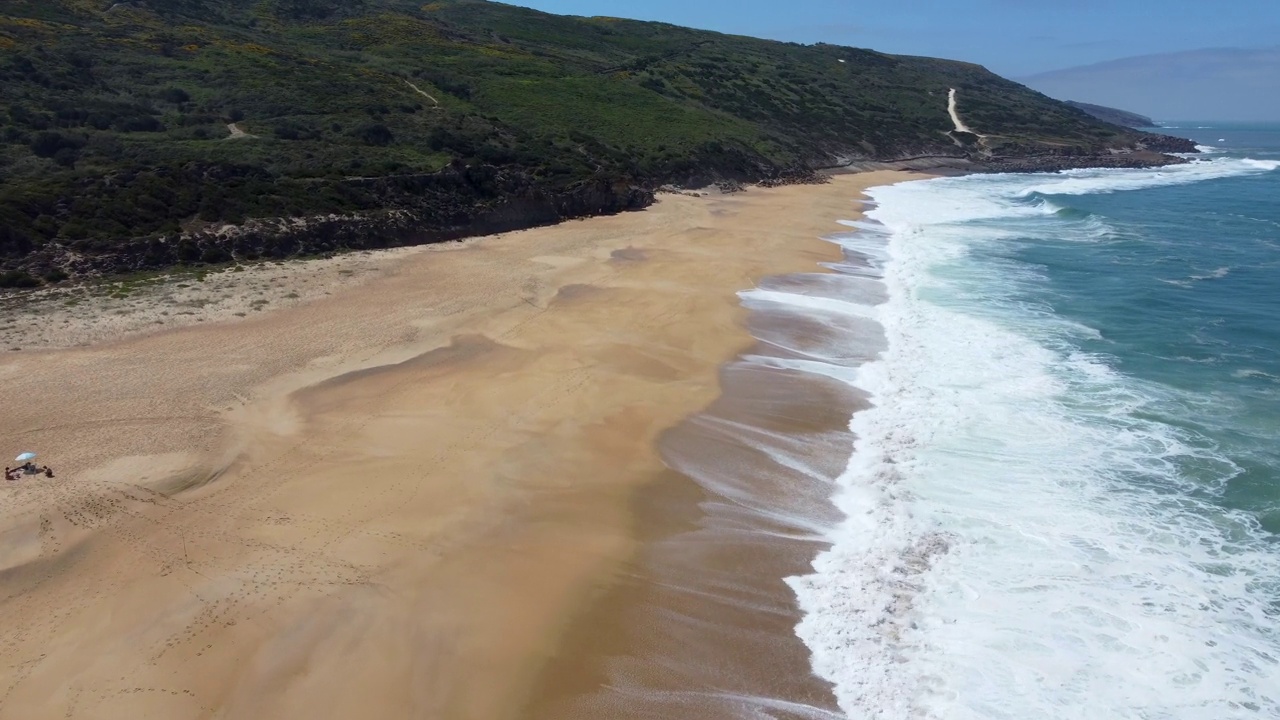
1132;133;1200;153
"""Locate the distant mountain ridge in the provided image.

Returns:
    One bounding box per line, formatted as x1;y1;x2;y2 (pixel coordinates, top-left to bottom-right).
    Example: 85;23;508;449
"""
1021;46;1280;122
1065;102;1154;128
0;0;1195;284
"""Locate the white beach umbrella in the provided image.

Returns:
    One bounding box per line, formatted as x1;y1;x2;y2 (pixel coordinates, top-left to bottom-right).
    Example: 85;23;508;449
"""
14;452;36;463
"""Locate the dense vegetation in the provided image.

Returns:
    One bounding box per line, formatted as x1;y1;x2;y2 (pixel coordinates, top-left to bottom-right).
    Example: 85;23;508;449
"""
0;0;1180;283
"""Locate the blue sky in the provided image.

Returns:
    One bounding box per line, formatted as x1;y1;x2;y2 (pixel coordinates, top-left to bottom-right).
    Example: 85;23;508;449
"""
505;0;1280;76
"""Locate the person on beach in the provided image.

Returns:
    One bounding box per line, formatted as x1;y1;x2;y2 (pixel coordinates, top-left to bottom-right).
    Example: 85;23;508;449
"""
43;466;53;478
3;467;14;481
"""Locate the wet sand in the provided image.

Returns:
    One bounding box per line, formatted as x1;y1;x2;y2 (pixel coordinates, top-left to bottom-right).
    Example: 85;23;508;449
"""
0;171;917;719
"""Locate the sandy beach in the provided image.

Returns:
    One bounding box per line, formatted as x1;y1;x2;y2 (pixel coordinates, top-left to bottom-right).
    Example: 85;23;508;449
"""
0;170;916;719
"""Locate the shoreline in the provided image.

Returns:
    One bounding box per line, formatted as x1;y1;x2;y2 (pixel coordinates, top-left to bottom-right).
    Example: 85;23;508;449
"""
522;182;901;719
0;171;919;719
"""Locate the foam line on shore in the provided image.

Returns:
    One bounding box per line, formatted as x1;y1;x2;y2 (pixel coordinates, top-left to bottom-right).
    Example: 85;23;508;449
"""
520;175;921;720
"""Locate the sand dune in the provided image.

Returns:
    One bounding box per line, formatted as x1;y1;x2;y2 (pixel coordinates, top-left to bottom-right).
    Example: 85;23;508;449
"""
0;171;915;719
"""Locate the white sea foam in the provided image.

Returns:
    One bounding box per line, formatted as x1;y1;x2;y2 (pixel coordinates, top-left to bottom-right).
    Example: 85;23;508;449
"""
1013;156;1279;197
1192;266;1232;281
789;163;1280;719
740;288;878;320
1234;368;1280;381
740;354;864;386
1163;266;1235;286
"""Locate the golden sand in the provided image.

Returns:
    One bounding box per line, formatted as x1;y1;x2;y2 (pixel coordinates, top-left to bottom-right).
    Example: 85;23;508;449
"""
0;171;917;719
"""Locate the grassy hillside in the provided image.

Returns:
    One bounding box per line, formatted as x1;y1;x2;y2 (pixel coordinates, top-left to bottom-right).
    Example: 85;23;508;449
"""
0;0;1178;283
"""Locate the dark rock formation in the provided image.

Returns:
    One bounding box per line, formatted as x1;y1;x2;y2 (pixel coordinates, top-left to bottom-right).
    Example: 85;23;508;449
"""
1132;133;1200;153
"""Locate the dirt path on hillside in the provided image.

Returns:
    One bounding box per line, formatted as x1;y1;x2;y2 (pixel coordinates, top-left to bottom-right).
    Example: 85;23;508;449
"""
947;88;976;134
225;122;252;139
404;80;440;107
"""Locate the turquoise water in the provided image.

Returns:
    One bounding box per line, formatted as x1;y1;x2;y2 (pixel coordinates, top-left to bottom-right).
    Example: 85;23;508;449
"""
1023;126;1280;534
787;127;1280;718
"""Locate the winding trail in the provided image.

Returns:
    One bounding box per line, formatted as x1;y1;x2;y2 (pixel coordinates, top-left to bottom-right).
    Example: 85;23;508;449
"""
947;88;974;134
404;80;440;107
225;122;252;140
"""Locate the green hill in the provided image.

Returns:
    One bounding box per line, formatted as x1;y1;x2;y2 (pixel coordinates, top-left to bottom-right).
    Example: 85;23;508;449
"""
0;0;1195;284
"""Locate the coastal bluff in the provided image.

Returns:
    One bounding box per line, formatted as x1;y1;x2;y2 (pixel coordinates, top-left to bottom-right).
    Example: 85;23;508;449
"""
1;0;1195;285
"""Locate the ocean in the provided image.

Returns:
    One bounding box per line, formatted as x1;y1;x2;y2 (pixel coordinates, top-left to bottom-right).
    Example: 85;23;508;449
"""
786;125;1280;718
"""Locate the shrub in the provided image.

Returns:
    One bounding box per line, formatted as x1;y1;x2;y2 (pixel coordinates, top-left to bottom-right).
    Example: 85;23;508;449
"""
640;76;666;93
0;270;40;288
274;120;322;141
159;87;191;104
29;130;82;158
175;240;201;264
116;116;165;132
357;123;393;146
200;246;231;264
53;147;79;167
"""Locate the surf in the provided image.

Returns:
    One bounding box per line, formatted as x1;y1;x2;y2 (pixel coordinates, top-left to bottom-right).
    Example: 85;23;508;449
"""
790;157;1280;719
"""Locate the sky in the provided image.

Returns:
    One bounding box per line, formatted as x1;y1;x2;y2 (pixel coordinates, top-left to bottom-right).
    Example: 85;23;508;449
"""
504;0;1280;77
